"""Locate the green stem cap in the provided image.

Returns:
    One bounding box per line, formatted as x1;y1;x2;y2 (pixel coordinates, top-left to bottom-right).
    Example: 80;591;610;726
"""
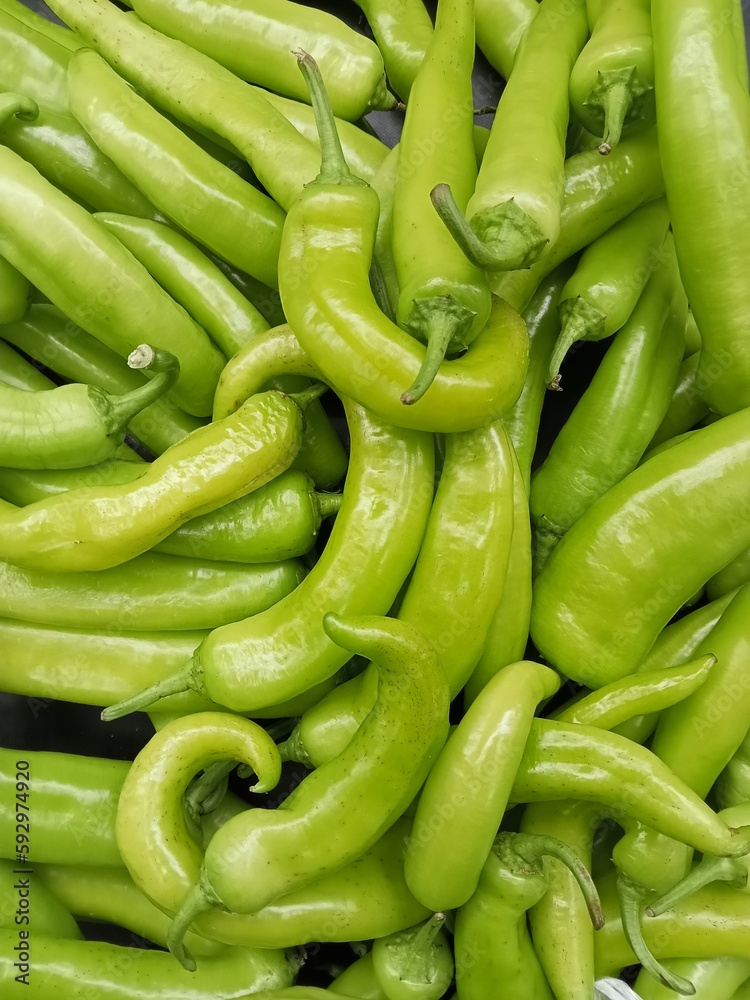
646;854;749;918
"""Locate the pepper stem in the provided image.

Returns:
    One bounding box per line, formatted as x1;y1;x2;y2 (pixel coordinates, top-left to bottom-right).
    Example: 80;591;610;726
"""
167;877;216;971
277;727;312;768
646;855;749;918
100;667;192;722
103;345;180;429
0;93;38;127
185;760;237;821
294;50;366;187
315;492;343;520
598;79;631;155
430;183;502;270
617;875;696;995
401;309;462;406
513;833;604;929
410;912;446;953
286;382;328;410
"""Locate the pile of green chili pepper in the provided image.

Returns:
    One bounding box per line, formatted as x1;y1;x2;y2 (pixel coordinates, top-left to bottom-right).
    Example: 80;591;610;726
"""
1;0;749;997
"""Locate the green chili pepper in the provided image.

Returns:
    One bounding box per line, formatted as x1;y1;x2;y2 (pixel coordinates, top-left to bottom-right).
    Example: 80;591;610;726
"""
717;731;750;811
371;145;400;321
463;444;533;705
278;55;527;429
532;409;750;689
0;858;82;943
652;0;750;415
531;239;686;572
707;549;750;602
649;352;711;450
490;129;664;315
0;932;293;997
0;550;305;632
166;614;449;969
634;958;750;1000
2;303;204;456
390;0;492;405
0;0;82;50
0;343;177;470
502;266;572;490
46;0;327;212
547;199;671;383
130;0;393;119
455;832;603;1000
474;0;538;80
0;385;313;572
432;0;587;272
0;8;72;117
104;384;433;715
68;50;285;290
352;0;433;101
405;661;560;911
0;256;29;325
330;951;387;999
553;656;718;731
371;913;454;1000
94;214;269;358
520;801;608;1000
279;418;517;767
613;586;750;899
570;0;654;154
0;341;54;392
0;148;223;416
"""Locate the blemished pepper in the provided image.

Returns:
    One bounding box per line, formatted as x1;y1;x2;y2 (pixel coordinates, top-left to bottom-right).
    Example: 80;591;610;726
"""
0;550;305;632
531;239;686;572
95;213;270;358
570;0;654;154
708;548;750;601
352;0;433;100
330;951;387;999
652;0;750;415
279;56;528;430
0;386;313;572
390;0;492;405
432;0;588;272
129;0;393;120
490;129;664;315
405;661;560;912
547;199;671;383
454;832;603;1000
649;351;711;450
371;913;454;1000
68;50;285;291
0;256;29;325
531;408;750;689
166;614;449;968
0;857;82;941
0;933;293;997
474;0;538;80
634;958;750;1000
0;147;223;417
716;730;750;811
2;303;204;456
0;344;176;470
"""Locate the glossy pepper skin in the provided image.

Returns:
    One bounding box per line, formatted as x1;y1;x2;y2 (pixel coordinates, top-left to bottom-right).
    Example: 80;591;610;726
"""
653;0;750;415
531;239;686;572
352;0;433;101
454;832;603;1000
103;390;433;716
69;50;285;290
634;958;750;1000
491;130;664;315
391;0;491;405
0;550;305;632
532;408;750;689
0;344;177;471
95;213;270;358
717;729;750;811
0;148;223;416
371;913;454;1000
46;0;327;211
167;615;449;968
0;857;82;941
649;351;710;450
330;951;387;999
0;0;82;50
708;548;750;601
0;341;54;392
0;933;293;998
474;0;537;80
406;661;560;912
0;388;309;573
548;199;671;383
0;255;29;325
130;0;393;120
570;0;654;154
279;57;528;431
2;304;204;456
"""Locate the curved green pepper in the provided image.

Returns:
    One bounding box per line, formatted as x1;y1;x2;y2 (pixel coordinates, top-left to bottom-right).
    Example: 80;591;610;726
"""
532;409;750;688
371;914;454;1000
474;0;538;80
634;958;750;1000
352;0;433;101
